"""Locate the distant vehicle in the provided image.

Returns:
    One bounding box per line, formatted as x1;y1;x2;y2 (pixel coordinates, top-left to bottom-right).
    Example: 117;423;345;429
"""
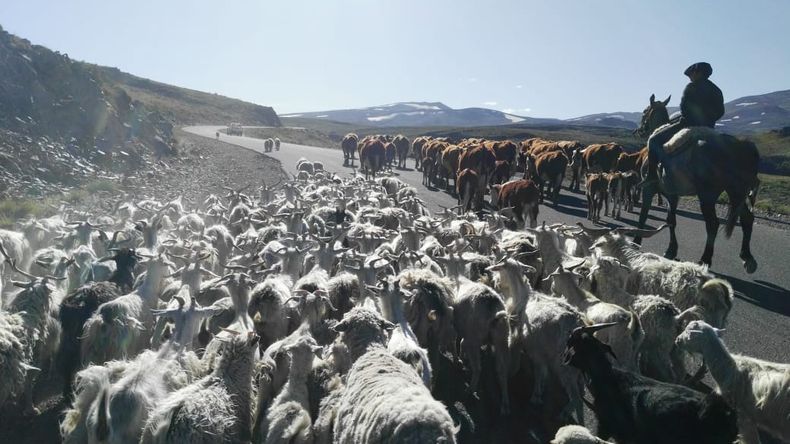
226;122;244;136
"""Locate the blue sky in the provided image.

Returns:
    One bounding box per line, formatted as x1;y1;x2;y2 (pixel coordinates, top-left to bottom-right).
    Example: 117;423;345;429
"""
2;0;788;118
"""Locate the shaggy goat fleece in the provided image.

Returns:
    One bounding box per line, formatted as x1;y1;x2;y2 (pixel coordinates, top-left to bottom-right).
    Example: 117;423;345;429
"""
333;349;456;444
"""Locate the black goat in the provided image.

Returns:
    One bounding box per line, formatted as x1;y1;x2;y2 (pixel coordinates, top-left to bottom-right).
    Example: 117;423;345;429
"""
56;247;139;398
563;323;738;444
106;247;142;292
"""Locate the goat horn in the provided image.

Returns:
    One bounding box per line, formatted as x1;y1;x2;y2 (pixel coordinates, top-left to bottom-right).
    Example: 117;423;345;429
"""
613;224;669;238
580;322;619;334
221;263;248;271
5;259;38;280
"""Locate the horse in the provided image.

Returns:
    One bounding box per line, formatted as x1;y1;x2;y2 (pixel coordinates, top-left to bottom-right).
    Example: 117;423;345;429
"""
634;94;760;273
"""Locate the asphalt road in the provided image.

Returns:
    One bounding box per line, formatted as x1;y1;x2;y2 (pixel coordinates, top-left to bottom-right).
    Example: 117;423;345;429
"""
184;126;789;364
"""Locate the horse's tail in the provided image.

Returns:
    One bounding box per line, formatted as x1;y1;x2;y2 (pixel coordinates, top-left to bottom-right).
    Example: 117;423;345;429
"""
724;138;761;238
725;177;759;239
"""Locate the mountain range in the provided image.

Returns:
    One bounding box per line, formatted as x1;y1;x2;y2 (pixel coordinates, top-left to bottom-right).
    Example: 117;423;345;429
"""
282;90;790;134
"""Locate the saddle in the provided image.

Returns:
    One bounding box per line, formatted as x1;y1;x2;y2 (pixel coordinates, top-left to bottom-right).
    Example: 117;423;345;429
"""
658;127;719;195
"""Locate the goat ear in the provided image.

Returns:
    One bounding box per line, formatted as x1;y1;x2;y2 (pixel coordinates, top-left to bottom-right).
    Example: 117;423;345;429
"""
332;320;350;333
663;95;671;106
649;93;656;105
380;319;396;332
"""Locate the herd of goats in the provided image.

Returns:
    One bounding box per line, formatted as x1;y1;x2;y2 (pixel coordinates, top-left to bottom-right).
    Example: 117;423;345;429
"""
0;134;788;444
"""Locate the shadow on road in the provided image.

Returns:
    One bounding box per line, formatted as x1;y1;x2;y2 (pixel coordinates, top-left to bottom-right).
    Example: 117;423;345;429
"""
717;272;790;316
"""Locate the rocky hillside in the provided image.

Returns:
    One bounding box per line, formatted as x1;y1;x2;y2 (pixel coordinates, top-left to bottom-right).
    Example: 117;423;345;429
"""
0;25;281;199
94;66;281;127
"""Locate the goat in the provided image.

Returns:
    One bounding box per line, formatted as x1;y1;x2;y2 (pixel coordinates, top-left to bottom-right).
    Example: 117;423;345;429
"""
676;320;790;443
263;334;323;444
547;265;644;372
589;255;689;383
140;332;259;444
331;308;457;443
80;255;174;365
563;322;739;444
453;279;511;414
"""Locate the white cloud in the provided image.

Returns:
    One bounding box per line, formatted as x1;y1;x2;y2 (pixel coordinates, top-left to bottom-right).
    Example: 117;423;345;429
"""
515;85;523;89
467;77;478;83
483;101;498;106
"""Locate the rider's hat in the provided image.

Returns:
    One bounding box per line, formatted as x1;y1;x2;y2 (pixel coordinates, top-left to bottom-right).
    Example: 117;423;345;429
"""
684;62;713;78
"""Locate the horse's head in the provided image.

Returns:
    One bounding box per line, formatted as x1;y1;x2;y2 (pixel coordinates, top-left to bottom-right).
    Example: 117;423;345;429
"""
635;94;671;139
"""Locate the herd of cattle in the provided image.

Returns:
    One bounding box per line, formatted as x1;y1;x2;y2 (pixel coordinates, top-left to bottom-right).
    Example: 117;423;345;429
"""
342;133;650;226
0;147;788;443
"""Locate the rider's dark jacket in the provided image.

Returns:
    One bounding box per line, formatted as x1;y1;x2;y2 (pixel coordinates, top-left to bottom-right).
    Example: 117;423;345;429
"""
680;79;724;128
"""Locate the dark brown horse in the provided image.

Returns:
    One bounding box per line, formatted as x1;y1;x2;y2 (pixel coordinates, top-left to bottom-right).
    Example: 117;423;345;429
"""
634;94;760;273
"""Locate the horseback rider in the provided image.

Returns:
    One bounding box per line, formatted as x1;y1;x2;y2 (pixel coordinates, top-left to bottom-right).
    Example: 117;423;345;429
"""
643;62;725;188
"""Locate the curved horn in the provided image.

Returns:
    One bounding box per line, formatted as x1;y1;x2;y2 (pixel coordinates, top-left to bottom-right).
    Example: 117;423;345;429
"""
221;263;249;271
575;222;615;238
613;224;669;239
581;322;619;334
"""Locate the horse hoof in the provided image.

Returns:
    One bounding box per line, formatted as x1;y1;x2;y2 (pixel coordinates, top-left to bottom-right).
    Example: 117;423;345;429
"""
743;257;758;274
698;258;712;268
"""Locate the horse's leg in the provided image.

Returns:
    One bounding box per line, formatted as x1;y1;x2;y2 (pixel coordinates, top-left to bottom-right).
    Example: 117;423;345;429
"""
634;186;656;245
664;194;679;260
698;192;720;267
738;195;758;273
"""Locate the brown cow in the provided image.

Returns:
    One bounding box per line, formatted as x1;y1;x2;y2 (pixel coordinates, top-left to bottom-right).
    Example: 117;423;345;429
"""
487;140;518;173
557;140;584;158
586;173;608;223
490;179;540;228
359;139;386;180
490;160;511;185
393;135;410;169
526;151;568;204
459;144;496;206
614;147;648;207
582;142;625;173
615;148;644;173
424;140;448;186
412;136;430;171
456;168;480;213
568;147;584;192
606;172;626;219
341;133;358;166
528;141;563;158
440;144;464;191
384;142;397;169
422;156;435;187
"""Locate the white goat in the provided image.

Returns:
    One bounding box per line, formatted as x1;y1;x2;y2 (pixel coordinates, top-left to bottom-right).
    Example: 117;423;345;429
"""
676;320;790;444
263;334;322;444
1;277;62;414
547;265;644;372
140;332;259;443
